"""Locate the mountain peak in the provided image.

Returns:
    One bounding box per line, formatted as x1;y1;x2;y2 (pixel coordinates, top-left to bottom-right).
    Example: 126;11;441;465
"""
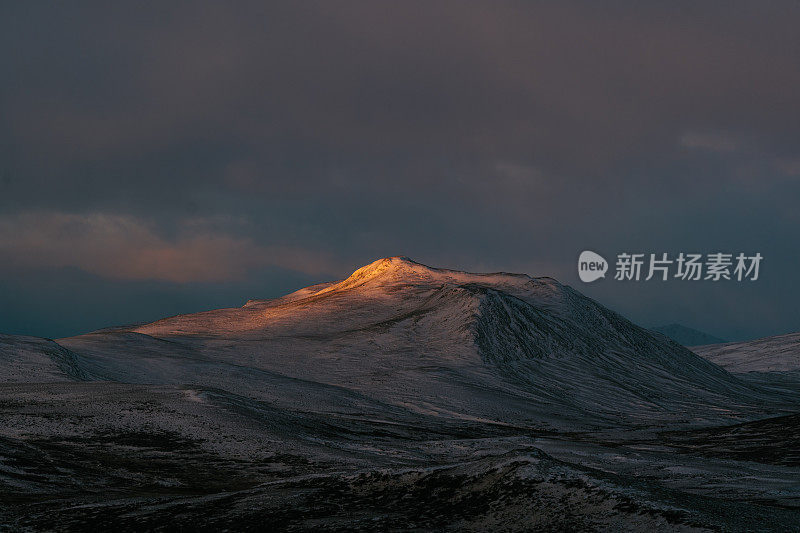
349;256;437;279
313;256;442;295
316;256;544;297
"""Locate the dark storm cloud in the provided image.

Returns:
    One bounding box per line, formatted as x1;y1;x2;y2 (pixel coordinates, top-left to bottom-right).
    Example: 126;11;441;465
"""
1;1;799;339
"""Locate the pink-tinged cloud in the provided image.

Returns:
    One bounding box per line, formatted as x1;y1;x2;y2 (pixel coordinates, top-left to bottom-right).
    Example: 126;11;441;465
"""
0;212;338;283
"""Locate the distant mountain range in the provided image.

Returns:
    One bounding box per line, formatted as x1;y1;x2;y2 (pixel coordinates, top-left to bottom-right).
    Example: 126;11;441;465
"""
650;323;726;346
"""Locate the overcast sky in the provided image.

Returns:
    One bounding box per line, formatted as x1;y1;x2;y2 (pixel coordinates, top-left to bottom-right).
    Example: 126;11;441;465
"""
2;1;799;341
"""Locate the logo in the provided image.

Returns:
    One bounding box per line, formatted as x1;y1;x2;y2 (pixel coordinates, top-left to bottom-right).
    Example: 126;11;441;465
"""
578;251;608;282
577;251;763;282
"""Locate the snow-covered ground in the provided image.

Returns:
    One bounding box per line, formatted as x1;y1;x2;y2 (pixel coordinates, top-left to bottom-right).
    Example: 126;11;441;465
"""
1;257;798;531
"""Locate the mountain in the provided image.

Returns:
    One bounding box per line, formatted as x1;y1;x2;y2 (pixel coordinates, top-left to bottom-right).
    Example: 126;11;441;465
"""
693;331;800;373
55;257;778;428
1;257;798;530
650;323;725;346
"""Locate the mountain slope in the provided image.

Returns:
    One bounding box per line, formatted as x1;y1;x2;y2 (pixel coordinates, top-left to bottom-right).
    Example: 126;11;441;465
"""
0;334;91;382
693;332;800;373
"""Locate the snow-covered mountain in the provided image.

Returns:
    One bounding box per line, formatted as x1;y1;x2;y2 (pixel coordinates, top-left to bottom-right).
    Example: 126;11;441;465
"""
693;332;800;373
53;257;784;428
